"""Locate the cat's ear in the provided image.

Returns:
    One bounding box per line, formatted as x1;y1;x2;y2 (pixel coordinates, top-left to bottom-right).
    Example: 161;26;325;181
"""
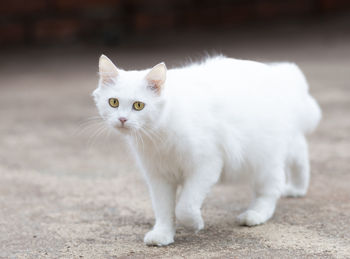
146;62;167;94
99;54;119;85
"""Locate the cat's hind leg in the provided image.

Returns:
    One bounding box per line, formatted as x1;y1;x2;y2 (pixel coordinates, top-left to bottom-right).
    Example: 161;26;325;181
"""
283;135;310;198
237;163;285;226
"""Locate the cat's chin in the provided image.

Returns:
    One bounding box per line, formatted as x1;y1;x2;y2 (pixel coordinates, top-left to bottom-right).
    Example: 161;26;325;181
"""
115;126;132;135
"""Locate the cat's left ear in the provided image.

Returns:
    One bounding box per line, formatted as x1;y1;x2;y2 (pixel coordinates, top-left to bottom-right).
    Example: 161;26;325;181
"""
99;54;119;85
146;62;167;94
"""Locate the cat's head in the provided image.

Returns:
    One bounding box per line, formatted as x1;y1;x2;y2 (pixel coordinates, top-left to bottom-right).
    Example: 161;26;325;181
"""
92;55;166;135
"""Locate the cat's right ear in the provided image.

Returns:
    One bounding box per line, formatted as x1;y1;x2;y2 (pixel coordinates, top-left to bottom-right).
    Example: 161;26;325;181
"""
146;62;167;95
98;54;119;85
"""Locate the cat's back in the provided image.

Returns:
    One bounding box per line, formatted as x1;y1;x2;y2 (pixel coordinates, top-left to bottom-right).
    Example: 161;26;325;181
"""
166;56;308;102
162;57;315;135
167;56;268;86
165;56;279;99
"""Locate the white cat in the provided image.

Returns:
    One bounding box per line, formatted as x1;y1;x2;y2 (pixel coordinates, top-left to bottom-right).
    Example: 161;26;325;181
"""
93;55;321;246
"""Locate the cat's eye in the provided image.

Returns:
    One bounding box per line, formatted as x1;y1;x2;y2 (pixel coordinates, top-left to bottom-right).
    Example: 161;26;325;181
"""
133;101;145;111
108;98;119;108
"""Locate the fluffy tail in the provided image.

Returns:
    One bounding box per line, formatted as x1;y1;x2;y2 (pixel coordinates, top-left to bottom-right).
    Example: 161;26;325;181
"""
302;95;322;134
269;62;321;134
277;62;322;134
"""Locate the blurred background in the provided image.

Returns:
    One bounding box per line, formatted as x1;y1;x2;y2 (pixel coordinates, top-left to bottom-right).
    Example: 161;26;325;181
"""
1;0;350;46
1;0;350;258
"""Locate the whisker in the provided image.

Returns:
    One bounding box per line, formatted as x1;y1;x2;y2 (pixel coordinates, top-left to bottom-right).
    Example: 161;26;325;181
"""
87;123;107;148
139;126;163;154
74;116;105;137
142;125;164;144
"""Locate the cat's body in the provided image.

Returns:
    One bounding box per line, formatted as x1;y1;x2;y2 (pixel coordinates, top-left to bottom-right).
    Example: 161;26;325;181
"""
93;55;321;246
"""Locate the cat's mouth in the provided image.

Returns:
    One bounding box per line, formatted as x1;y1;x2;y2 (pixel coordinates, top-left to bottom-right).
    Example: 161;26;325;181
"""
118;126;129;131
109;120;136;134
114;124;132;134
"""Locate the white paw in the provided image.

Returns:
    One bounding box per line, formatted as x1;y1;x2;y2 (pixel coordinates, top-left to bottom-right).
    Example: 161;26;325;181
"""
282;185;307;198
176;207;204;232
236;210;267;226
143;229;174;246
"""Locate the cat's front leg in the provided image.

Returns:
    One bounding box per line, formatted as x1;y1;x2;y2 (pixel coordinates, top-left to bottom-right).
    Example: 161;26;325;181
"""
144;175;176;246
176;159;223;231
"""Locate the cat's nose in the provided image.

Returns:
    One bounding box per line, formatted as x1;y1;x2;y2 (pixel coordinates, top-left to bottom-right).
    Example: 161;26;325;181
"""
119;117;128;124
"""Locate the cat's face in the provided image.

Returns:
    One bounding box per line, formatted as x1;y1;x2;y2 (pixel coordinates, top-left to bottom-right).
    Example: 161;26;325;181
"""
92;55;166;135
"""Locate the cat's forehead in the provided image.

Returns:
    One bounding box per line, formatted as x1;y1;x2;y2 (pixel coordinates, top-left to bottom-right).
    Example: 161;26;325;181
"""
119;70;146;83
103;70;151;98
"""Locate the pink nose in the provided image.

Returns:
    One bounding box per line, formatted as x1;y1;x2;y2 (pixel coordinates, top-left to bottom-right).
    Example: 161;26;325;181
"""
119;117;127;124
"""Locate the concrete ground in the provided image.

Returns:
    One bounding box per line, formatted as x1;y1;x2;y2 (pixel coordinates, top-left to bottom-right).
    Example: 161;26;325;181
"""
0;18;349;258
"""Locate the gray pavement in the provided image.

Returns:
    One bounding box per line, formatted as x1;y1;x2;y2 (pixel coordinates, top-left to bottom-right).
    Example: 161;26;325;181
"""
0;19;350;258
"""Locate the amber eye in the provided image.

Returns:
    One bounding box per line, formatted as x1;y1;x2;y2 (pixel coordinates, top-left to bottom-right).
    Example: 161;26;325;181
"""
133;101;145;111
108;98;119;108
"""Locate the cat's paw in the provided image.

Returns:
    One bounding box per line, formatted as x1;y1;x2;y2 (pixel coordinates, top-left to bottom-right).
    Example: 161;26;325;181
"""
236;210;267;226
282;185;307;198
176;207;204;232
143;229;174;246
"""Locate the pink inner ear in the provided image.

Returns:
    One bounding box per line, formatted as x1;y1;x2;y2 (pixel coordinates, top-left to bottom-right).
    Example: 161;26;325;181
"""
148;80;162;93
100;72;117;86
102;77;113;85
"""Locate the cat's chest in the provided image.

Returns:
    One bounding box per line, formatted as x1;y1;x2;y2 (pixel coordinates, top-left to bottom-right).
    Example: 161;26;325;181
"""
133;137;186;181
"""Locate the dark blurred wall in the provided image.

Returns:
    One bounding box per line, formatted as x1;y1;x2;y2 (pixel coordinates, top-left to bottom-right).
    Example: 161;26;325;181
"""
0;0;349;46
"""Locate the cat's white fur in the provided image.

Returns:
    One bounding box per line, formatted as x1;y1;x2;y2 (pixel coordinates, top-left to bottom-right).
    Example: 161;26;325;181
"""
93;55;321;246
